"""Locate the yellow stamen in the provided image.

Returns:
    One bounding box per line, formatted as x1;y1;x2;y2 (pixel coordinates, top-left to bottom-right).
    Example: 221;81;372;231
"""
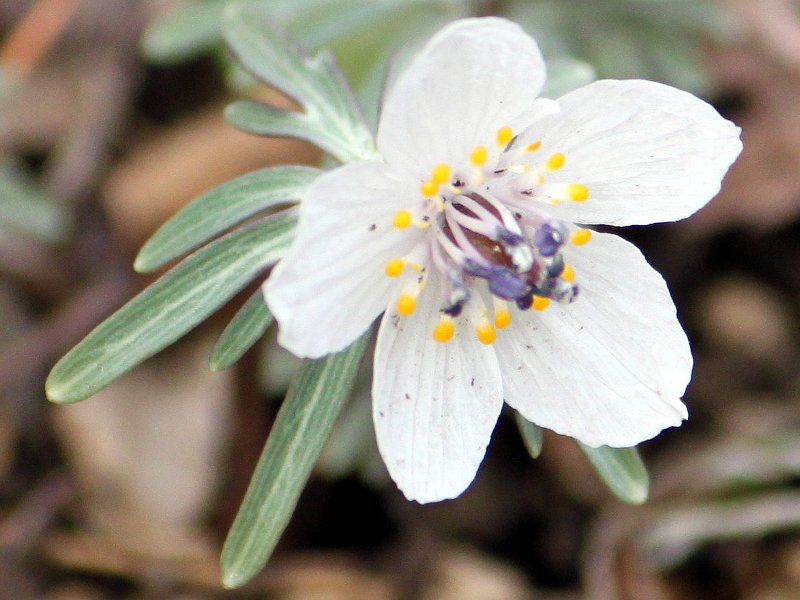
433;316;455;343
476;321;497;345
409;262;424;273
532;296;550;311
494;309;511;329
384;258;405;277
396;293;416;316
496;126;513;146
431;163;451;184
570;229;592;246
420;180;438;197
393;210;412;229
546;152;566;171
562;264;575;282
526;140;542;152
470;145;488;166
567;183;589;202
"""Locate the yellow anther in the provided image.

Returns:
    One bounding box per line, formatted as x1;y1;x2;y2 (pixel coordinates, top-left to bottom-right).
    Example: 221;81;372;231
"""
393;210;412;229
526;140;542;152
420;180;438;197
496;126;513;146
546;152;566;170
567;183;589;202
494;309;511;329
532;295;550;311
396;293;416;316
384;258;405;277
409;262;424;273
476;322;497;345
562;264;575;282
470;145;488;166
570;229;592;246
432;164;451;184
433;316;455;343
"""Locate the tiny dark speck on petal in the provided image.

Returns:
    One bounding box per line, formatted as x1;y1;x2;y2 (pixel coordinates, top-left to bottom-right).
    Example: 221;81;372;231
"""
369;223;376;231
404;393;410;400
525;344;533;350
471;377;475;386
447;375;455;382
379;411;385;417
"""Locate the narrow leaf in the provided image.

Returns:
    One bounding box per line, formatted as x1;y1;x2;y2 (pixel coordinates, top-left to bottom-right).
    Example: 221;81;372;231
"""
221;334;369;588
515;412;544;459
135;165;318;273
46;213;296;404
578;442;649;504
0;162;72;244
222;2;376;162
209;288;273;372
141;0;226;65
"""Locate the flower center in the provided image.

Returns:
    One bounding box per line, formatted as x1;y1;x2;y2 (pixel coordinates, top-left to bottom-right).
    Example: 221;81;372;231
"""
387;126;592;344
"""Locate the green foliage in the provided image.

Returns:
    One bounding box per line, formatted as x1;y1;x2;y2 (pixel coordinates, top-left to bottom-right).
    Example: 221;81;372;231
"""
222;2;376;163
221;334;369;588
0;161;72;244
46;213;295;403
141;0;228;65
210;288;273;371
516;412;544;459
579;442;650;504
135;165;319;273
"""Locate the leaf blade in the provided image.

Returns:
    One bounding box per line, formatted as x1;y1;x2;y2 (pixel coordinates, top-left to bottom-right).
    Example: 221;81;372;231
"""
209;288;273;372
222;2;375;162
220;334;369;588
578;442;650;504
46;213;296;404
135;165;318;273
515;412;544;459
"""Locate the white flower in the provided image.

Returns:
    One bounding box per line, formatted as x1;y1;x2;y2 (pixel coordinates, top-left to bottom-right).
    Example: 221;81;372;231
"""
265;18;742;503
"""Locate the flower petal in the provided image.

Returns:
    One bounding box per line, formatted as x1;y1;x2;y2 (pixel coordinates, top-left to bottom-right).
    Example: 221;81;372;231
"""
495;232;690;447
377;17;546;177
372;278;504;503
265;161;421;358
515;79;742;226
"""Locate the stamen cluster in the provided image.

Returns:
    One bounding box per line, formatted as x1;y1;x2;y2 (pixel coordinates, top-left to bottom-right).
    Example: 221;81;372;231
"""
386;126;593;345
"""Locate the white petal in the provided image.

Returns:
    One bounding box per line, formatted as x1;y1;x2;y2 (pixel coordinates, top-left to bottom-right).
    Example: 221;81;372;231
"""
495;232;690;447
372;279;504;503
265;161;422;358
517;79;742;226
377;17;546;177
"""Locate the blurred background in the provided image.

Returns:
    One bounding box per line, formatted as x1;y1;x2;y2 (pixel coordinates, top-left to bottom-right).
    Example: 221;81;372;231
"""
1;1;799;599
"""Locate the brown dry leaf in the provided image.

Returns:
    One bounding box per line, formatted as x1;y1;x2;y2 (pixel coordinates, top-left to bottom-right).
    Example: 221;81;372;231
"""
688;2;800;233
51;333;232;560
102;95;321;249
421;546;533;600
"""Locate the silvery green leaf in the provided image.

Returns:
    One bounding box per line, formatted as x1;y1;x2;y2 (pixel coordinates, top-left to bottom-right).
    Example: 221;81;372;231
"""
541;57;596;98
135;165;318;273
209;289;273;372
578;442;649;505
141;0;227;65
46;213;296;404
515;412;544;459
220;333;369;589
222;2;376;162
0;162;71;244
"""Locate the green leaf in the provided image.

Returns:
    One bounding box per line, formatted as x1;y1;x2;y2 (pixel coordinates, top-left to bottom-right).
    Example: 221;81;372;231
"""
46;213;296;404
578;442;649;504
135;165;317;273
141;0;227;65
221;334;369;589
222;2;376;163
515;412;544;459
209;288;273;372
0;162;72;244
